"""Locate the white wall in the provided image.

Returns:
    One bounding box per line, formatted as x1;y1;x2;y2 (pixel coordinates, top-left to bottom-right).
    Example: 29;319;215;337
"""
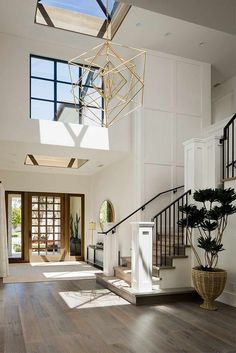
212;75;236;123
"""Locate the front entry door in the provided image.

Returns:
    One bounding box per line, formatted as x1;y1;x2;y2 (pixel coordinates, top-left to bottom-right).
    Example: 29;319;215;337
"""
29;193;65;261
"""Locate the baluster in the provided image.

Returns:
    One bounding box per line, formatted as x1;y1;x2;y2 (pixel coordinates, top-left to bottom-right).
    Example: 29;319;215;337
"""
232;121;234;178
164;210;167;266
227;127;229;179
222;135;225;180
155;217;158;267
173;203;176;255
181;196;184;245
169;207;171;256
177;200;180;255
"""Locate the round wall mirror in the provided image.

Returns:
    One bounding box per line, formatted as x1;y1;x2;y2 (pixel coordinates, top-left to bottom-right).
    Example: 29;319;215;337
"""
99;200;115;231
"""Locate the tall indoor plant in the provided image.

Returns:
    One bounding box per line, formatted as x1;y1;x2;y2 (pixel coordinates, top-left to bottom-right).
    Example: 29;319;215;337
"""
178;188;236;310
70;213;81;256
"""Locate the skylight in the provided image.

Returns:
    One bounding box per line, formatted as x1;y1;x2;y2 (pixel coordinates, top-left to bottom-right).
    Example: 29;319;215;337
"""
35;0;130;39
25;155;88;169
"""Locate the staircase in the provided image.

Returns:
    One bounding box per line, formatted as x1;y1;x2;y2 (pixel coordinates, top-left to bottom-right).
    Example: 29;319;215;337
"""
96;188;198;304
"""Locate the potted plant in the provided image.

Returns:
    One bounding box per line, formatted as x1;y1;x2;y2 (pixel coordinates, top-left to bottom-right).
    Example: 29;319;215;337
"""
178;188;236;310
70;213;81;256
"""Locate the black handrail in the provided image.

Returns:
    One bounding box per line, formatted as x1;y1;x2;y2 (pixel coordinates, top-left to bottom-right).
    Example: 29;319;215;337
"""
221;113;236;179
152;189;191;267
98;185;184;235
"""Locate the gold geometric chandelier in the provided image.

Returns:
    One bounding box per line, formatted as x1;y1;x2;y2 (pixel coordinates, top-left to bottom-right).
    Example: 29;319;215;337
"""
69;3;146;128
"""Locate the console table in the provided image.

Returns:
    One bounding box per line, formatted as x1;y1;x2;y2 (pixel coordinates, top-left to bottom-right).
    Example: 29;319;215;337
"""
87;245;103;269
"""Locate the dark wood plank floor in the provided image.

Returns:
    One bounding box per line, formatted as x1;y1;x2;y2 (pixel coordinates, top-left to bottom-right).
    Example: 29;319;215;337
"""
0;279;236;353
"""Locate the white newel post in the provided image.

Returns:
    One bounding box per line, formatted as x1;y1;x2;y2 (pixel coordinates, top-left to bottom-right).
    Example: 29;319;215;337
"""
131;222;154;293
103;227;118;276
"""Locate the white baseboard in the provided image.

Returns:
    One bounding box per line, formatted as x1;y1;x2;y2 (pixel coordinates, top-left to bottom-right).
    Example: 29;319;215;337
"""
218;290;236;307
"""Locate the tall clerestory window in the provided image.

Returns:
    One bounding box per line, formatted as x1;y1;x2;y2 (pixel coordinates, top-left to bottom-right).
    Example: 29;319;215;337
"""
30;55;103;126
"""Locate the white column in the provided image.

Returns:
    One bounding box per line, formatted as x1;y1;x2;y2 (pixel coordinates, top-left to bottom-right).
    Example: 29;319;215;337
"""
103;233;118;276
131;222;154;293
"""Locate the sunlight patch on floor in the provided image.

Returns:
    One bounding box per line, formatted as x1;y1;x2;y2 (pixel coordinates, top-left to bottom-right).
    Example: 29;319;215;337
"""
59;289;130;309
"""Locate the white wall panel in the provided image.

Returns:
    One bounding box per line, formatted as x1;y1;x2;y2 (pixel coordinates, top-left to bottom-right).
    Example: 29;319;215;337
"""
176;114;201;165
144;110;173;164
144;55;173;111
176;61;202;116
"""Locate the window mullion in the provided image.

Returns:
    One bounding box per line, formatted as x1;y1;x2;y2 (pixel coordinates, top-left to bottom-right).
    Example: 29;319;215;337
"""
54;60;57;121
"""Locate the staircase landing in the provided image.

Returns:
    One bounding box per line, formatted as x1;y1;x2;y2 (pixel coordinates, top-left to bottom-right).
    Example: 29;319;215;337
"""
96;273;198;305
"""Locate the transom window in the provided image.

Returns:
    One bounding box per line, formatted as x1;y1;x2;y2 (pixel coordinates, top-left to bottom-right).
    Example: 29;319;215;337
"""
30;54;103;125
35;0;131;39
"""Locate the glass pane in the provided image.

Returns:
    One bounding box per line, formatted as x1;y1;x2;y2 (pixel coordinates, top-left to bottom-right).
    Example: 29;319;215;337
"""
57;82;78;103
54;197;61;203
32;227;38;233
54;204;60;211
32;219;38;226
40;219;46;226
57;62;79;83
32;204;38;210
47;212;53;218
47;226;53;233
47;204;53;211
47;197;54;203
31;78;54;100
32;196;38;202
7;194;23;259
54;211;60;218
32;211;38;218
40;197;46;203
82;68;102;87
40;204;46;210
54;233;60;241
31;99;54;121
31;57;54;80
55;219;60;226
82;87;102;107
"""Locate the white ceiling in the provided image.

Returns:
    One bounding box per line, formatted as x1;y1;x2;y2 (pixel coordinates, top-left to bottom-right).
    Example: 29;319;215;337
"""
0;0;235;85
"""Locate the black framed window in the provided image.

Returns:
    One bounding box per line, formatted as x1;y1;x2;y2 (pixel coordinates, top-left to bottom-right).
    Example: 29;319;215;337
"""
30;55;103;126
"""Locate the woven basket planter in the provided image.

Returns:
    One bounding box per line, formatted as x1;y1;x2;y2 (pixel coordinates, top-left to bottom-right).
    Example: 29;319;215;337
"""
192;267;227;310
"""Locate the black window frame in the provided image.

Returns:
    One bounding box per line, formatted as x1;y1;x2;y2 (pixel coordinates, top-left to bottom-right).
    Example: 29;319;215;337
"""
30;54;104;125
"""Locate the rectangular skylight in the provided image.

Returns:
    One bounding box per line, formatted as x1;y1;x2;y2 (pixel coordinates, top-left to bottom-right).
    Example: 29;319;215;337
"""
35;0;130;39
25;154;88;169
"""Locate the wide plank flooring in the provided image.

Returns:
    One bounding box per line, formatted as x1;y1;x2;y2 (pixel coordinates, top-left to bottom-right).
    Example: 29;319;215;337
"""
0;279;236;353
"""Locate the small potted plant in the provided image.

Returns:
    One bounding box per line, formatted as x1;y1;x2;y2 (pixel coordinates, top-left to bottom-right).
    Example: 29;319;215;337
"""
178;188;236;310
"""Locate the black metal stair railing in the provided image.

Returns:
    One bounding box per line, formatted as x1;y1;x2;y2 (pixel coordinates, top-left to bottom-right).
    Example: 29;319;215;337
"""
221;113;236;180
98;185;185;235
152;189;191;267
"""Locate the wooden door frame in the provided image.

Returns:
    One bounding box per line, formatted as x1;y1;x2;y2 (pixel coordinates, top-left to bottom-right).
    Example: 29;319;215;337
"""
65;193;85;261
5;191;25;263
27;192;65;262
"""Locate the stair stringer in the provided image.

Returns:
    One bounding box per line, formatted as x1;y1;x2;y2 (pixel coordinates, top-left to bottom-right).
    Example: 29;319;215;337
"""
159;247;192;289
